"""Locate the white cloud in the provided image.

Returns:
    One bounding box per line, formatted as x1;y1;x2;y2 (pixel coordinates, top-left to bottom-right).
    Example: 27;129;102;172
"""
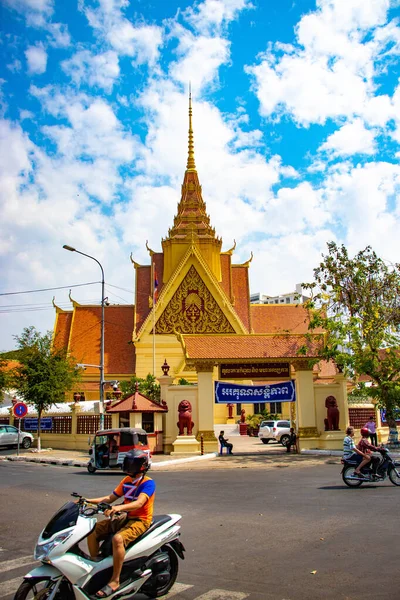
62;50;120;92
25;43;47;75
246;0;399;127
81;0;163;65
319;119;377;156
183;0;254;34
2;0;53;16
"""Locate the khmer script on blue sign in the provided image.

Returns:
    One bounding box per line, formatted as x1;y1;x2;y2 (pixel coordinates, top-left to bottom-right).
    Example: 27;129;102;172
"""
214;380;296;403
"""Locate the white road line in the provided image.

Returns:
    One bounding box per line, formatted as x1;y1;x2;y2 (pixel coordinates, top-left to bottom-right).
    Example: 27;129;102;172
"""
0;556;36;574
193;590;249;600
163;583;194;598
0;575;24;598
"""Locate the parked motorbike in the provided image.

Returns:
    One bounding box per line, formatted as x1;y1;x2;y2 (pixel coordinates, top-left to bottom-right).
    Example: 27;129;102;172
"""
14;493;185;600
341;446;400;487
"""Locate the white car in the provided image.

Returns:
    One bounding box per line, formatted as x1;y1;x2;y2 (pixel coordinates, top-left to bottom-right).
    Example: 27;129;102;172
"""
258;420;291;446
0;424;34;449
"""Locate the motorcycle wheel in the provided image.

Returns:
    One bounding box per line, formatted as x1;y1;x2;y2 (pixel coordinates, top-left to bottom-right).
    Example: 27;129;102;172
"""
14;577;73;600
87;463;97;474
342;466;363;487
143;546;179;598
388;466;400;486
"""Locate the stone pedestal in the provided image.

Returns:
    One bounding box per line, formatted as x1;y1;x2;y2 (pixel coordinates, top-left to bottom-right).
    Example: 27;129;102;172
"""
171;435;201;456
227;418;236;425
239;423;248;436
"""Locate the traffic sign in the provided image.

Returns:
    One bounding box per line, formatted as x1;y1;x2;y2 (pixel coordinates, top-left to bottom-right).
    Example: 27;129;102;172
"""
12;402;28;419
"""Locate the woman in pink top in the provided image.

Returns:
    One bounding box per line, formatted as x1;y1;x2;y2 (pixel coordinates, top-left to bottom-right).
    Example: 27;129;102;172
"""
364;415;378;446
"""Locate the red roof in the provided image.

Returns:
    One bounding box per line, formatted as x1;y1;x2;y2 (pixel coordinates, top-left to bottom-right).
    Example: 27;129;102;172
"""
106;391;168;413
54;305;136;375
182;334;324;360
231;267;251;332
250;304;323;334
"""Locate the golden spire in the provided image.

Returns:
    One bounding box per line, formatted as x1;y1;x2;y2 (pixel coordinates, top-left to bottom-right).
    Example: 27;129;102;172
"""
186;83;196;171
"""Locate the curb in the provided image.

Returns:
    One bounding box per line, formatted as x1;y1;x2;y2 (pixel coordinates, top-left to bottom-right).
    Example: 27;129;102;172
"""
0;453;217;469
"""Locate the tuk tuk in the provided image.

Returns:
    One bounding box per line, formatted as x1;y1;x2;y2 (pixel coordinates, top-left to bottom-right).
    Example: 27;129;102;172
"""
87;427;151;474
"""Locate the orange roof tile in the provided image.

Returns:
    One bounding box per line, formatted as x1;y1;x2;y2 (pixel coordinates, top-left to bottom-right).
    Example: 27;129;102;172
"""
54;312;73;350
68;305;135;375
219;254;232;299
106;391;167;413
182;334;324;360
231;267;251;332
250;304;323;334
135;265;151;333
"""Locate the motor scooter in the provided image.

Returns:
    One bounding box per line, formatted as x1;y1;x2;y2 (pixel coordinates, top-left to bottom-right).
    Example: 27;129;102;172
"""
14;493;185;600
341;446;400;487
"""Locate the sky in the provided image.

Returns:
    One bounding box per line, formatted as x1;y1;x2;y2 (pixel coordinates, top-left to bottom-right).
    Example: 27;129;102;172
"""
1;0;400;352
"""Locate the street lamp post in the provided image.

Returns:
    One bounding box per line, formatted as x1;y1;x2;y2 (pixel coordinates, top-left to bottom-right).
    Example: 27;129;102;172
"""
63;244;105;430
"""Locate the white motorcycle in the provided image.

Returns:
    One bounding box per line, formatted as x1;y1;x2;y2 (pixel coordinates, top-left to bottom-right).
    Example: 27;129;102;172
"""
14;493;185;600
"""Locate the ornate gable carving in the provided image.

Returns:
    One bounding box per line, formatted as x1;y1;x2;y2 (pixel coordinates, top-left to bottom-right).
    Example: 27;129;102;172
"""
155;265;235;334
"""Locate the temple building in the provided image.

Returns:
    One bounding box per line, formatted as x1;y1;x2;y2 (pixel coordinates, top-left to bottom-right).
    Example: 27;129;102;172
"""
53;94;349;453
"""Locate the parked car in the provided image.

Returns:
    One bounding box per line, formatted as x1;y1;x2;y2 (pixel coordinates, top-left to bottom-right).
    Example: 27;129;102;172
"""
258;420;291;446
0;425;34;449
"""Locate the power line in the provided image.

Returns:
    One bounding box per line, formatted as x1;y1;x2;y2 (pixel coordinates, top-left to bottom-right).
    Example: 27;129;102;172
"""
0;281;101;297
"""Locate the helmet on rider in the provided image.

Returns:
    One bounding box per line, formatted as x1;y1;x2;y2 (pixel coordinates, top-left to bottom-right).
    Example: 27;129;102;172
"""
360;427;370;437
122;449;150;476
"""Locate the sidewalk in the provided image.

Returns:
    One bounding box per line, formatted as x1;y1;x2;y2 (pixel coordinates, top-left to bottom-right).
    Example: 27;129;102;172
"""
2;436;398;470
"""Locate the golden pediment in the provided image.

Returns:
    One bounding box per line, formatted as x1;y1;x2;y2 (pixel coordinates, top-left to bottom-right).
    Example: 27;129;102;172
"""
155;265;235;334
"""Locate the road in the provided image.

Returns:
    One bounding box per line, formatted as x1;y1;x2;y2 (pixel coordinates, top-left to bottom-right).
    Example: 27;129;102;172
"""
0;458;398;599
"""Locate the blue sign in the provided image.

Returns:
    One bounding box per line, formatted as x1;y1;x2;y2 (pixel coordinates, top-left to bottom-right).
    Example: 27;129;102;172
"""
13;402;28;418
24;418;53;431
214;380;296;404
380;409;400;423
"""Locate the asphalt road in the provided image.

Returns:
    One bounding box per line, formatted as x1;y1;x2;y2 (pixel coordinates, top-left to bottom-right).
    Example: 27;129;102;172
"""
0;459;398;600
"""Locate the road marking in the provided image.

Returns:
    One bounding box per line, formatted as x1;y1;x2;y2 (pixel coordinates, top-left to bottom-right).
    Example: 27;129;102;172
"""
164;583;194;597
193;591;249;600
0;555;36;573
0;575;24;598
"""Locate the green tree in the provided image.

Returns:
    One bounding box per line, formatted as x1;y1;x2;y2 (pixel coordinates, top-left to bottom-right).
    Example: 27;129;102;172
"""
303;242;400;428
0;357;10;399
120;373;161;403
10;327;80;451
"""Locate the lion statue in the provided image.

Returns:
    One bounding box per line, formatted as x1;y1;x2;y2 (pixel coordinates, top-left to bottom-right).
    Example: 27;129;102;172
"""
177;399;194;435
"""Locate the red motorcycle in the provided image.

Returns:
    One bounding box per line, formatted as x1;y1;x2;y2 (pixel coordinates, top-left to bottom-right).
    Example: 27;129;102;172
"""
341;446;400;487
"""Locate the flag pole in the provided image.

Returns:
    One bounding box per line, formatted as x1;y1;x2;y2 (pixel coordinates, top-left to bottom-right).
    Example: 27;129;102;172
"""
152;259;156;378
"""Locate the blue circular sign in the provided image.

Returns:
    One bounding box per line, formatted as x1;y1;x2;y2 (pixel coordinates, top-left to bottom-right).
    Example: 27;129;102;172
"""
13;402;28;418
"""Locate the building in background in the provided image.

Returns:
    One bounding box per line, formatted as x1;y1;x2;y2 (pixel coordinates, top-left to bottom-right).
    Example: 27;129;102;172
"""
250;284;309;305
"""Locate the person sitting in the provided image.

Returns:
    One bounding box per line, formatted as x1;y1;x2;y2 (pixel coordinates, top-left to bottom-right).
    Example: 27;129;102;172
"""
356;427;382;476
343;426;369;476
218;431;233;455
286;427;297;453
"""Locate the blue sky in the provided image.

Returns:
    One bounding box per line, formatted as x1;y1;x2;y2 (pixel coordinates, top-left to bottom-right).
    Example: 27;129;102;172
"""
1;0;400;351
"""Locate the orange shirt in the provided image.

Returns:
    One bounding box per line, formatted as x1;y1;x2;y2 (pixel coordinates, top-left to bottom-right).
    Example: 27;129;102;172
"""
113;475;155;523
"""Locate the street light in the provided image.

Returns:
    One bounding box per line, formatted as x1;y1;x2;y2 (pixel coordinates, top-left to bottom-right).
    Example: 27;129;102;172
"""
63;244;105;430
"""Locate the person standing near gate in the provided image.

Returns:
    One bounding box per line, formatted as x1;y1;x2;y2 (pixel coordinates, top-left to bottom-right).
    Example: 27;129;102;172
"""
364;415;378;446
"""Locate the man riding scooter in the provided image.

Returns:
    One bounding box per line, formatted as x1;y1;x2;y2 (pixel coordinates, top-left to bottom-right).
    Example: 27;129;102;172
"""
356;427;383;478
86;449;155;599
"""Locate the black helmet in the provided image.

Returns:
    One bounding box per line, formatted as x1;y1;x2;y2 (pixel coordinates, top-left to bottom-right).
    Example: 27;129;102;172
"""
122;449;150;476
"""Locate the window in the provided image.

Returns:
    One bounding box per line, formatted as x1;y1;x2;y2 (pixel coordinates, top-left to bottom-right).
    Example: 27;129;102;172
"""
280;298;284;303
142;412;154;433
277;421;290;428
6;426;18;433
269;402;282;414
253;403;266;413
286;297;290;303
236;403;242;416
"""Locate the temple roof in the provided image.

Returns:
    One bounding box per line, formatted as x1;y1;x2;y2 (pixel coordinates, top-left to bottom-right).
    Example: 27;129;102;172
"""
179;334;325;361
106;390;167;413
162;92;220;245
53;305;136;375
250;304;324;334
